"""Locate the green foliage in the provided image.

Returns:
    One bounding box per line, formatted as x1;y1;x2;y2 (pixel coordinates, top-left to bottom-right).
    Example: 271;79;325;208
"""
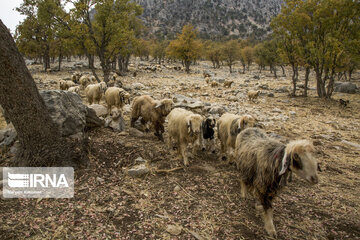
70;0;143;80
15;0;70;69
166;24;203;73
151;40;168;64
271;0;360;98
221;40;241;73
240;46;254;72
203;40;223;69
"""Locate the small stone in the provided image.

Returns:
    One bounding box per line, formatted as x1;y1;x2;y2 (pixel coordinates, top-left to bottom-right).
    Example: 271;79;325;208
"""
267;93;275;97
96;177;105;184
341;140;360;150
289;111;296;116
135;157;146;163
272;108;282;113
129;128;144;137
127;164;150;177
174;185;181;192
166;225;182;236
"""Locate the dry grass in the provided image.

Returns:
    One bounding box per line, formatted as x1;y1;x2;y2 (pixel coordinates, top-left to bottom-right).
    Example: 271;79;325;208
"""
0;60;359;239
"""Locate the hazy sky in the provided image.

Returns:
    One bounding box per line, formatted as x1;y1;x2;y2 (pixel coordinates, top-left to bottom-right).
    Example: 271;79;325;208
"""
0;0;26;34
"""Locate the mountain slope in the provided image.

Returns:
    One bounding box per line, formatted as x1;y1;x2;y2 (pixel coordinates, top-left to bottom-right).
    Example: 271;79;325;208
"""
134;0;283;39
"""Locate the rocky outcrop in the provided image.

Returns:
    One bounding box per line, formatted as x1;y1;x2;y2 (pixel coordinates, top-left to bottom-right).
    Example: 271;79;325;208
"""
133;0;283;39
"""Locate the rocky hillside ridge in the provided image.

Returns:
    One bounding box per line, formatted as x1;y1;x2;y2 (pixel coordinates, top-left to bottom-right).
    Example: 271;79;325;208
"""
133;0;283;39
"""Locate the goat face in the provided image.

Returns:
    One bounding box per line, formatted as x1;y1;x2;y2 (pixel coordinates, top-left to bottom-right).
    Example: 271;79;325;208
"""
187;115;203;137
202;117;216;139
240;115;256;130
155;99;174;116
284;140;319;184
230;118;242;136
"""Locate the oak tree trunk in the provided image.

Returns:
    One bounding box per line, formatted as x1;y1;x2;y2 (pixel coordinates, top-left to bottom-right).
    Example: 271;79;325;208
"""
304;67;310;97
0;20;86;167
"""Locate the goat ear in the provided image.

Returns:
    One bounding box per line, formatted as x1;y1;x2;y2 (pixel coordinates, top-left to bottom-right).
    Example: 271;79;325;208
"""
155;102;162;108
239;118;245;130
292;154;303;170
187;119;192;134
279;150;291;175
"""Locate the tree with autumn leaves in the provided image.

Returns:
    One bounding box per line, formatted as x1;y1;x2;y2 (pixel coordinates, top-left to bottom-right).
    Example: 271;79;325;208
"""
166;24;203;73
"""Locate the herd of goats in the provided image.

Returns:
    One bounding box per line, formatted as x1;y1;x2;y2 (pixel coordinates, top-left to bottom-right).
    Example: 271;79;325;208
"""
58;71;321;238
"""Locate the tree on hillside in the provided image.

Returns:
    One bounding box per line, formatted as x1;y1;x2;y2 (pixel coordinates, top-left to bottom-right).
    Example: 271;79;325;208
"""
134;39;151;61
72;0;143;82
0;20;84;167
271;0;360;98
203;40;222;69
16;0;68;71
221;40;240;73
271;11;302;96
242;46;254;72
254;40;279;78
166;24;203;73
151;40;168;64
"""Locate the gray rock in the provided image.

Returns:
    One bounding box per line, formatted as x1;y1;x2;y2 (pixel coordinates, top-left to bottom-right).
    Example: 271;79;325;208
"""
335;82;358;94
187;101;205;109
127;164;150;177
10;141;20;155
341;140;360;150
227;96;238;102
104;112;125;132
267;93;275;97
96;177;105;184
0;127;17;148
166;225;183;236
236;92;246;99
213;77;225;83
244;80;250;83
275;86;289;93
132;82;146;90
259;84;269;90
253;75;260;80
129;127;144;137
86;107;105;128
40;90;103;138
289;111;296;116
208;105;228;115
88;104;108;118
135;157;147;163
272;108;282;113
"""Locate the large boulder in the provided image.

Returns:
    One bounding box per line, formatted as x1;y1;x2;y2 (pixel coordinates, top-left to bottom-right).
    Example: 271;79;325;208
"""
40;90;103;138
334;82;358;94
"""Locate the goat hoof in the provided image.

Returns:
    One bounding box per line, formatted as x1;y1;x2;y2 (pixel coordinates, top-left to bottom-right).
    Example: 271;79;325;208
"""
267;231;277;239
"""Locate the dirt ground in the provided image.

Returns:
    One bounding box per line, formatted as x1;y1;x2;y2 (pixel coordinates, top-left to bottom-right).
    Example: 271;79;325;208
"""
0;59;360;240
